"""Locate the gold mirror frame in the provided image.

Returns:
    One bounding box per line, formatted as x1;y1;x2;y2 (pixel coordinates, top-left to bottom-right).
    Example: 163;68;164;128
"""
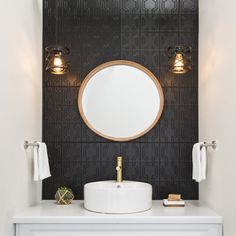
78;60;164;142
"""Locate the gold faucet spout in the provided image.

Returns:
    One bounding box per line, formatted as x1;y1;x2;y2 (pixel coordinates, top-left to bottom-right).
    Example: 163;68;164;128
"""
116;156;123;183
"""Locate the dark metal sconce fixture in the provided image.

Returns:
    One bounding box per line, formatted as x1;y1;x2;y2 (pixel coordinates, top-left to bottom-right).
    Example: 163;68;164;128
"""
45;0;69;75
168;45;192;74
45;46;69;75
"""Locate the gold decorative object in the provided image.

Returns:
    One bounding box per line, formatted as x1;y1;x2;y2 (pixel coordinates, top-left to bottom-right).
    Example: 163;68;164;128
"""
55;187;74;205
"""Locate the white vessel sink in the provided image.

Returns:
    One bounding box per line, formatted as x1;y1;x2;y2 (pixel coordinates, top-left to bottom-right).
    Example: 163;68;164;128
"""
84;180;152;214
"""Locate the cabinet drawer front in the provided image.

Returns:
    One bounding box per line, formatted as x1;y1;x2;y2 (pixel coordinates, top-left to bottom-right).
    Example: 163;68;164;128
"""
17;223;222;236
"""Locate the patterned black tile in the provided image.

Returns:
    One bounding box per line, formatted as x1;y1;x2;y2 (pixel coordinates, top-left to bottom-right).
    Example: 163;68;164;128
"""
159;161;180;181
179;87;198;105
179;105;198;123
159;67;179;87
62;143;82;162
140;50;159;67
81;143;100;162
61;122;81;142
83;15;121;32
141;14;159;32
178;69;198;88
179;32;198;51
141;0;159;14
163;87;180;105
123;162;141;180
120;143;141;162
159;143;179;162
159;121;180;142
138;124;160;142
140;32;159;50
179;142;194;162
122;31;140;50
122;14;140;32
99;161;117;180
160;32;179;50
159;14;179;32
43;122;61;142
141;162;159;180
43;0;199;200
179;122;198;142
179;0;198;14
82;162;100;183
179;161;192;181
159;0;179;14
121;50;140;63
122;0;141;14
140;143;159;162
100;143;120;162
179;14;198;32
160;105;179;124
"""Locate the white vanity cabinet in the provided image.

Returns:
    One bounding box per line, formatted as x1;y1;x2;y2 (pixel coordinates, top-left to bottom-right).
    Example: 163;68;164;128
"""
14;201;223;236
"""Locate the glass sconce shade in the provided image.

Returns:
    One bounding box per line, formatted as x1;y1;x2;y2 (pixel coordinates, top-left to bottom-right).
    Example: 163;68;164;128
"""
45;46;69;75
168;45;192;74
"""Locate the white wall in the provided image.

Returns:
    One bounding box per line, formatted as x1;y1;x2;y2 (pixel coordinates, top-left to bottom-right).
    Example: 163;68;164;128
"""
199;0;236;235
0;1;42;236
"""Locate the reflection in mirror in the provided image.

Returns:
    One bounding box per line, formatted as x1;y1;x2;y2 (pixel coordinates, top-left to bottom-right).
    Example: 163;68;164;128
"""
78;60;164;141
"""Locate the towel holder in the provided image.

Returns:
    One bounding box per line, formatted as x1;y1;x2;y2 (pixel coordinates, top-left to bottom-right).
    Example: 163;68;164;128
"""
200;141;217;150
24;141;39;149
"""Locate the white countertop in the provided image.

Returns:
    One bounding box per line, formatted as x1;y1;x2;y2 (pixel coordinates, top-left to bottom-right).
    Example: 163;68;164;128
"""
13;200;223;224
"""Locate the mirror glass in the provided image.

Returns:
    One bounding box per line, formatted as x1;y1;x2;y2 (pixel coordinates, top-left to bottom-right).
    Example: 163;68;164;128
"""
78;60;164;141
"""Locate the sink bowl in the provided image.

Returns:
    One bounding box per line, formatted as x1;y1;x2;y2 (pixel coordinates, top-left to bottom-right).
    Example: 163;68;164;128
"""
84;180;152;214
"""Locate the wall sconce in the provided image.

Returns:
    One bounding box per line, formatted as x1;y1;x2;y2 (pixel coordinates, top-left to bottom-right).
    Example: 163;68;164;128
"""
45;46;70;75
168;45;192;74
45;0;69;75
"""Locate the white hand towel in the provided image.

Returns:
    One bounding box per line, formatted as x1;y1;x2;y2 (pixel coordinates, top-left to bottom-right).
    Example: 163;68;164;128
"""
192;142;204;182
201;146;207;180
33;145;39;181
33;142;51;181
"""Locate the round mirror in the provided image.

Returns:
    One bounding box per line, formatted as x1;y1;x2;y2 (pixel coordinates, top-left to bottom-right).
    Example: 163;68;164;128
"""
78;60;164;141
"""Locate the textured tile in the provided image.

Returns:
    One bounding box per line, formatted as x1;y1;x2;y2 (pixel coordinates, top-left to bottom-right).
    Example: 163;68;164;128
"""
43;0;199;200
140;32;159;50
100;143;120;162
141;162;159;180
140;50;160;67
179;0;198;14
163;87;180;105
159;0;179;14
122;0;141;14
122;14;140;32
179;14;198;32
160;32;179;50
81;143;101;163
123;162;141;180
122;31;140;50
62;143;82;162
179;142;194;162
141;14;159;32
159;143;179;162
140;143;159;162
141;0;159;14
159;14;179;32
120;143;141;162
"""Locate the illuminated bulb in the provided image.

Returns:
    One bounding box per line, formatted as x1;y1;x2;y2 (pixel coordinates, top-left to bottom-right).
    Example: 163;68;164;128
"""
173;53;185;73
50;54;64;74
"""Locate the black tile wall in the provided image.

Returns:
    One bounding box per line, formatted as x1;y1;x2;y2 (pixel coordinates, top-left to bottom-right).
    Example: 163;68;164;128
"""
43;0;199;200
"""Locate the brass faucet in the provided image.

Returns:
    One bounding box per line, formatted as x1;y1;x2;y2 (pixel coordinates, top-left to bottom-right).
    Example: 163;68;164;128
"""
116;156;123;182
